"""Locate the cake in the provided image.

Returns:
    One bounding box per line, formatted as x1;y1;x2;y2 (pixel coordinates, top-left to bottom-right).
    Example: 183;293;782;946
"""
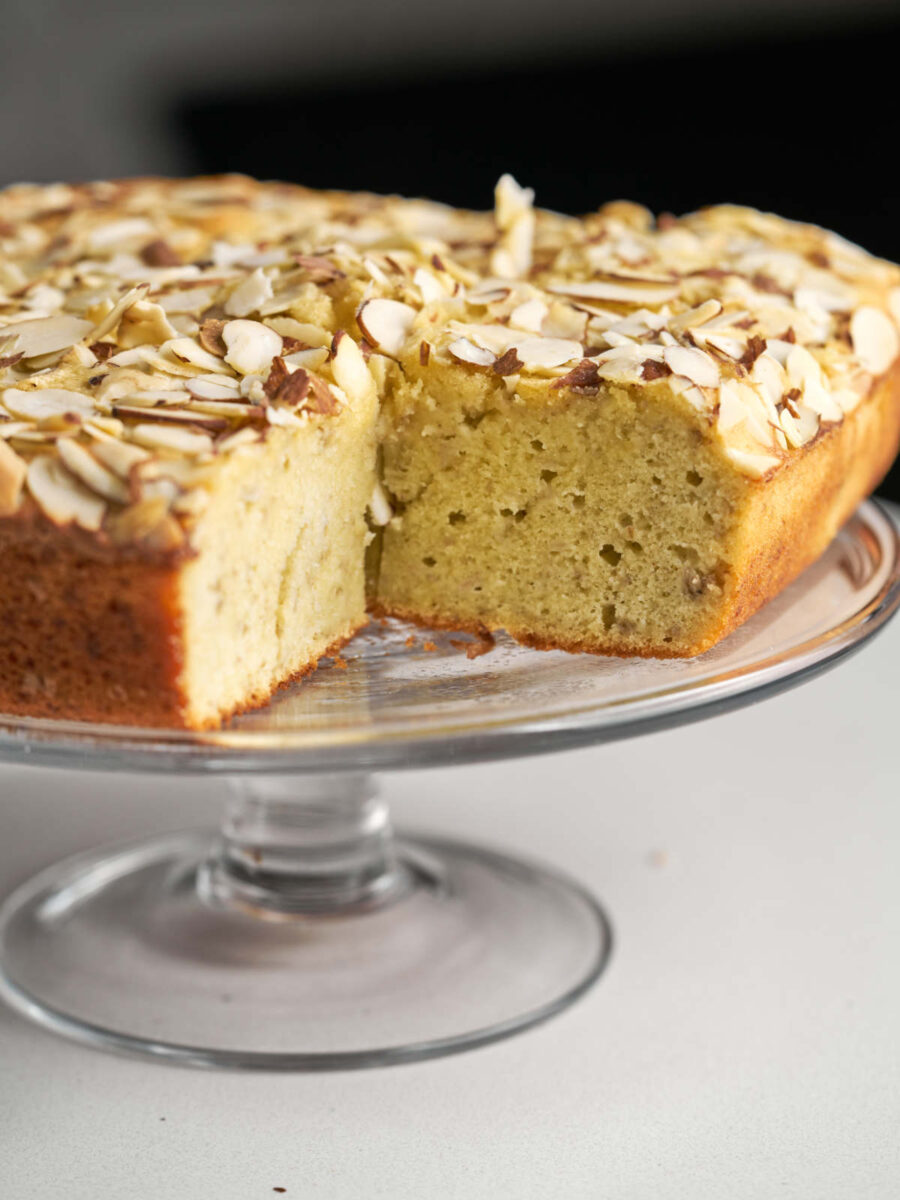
1;175;898;727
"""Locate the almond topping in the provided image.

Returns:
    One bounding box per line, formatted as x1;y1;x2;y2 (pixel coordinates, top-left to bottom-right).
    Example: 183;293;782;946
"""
198;319;228;357
0;439;26;515
57;438;130;503
447;338;496;367
850;306;899;375
357;298;417;358
492;348;522;376
222;319;282;375
331;331;375;404
131;424;214;455
26;454;106;530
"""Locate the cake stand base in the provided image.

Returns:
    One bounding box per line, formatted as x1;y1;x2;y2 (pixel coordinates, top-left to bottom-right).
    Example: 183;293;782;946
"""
0;775;610;1069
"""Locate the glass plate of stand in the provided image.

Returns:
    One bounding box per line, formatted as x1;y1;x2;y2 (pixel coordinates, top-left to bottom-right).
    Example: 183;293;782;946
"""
0;500;897;1070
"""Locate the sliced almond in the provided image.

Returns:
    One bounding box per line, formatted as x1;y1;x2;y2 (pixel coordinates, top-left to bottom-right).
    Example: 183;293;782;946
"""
667;299;723;332
546;278;679;305
515;337;582;369
368;479;393;526
413;267;448;305
26;454;106;530
114;405;228;431
224;267;274;318
850;305;899;375
130;423;215;455
216;426;263;454
88;284;151;342
663;345;720;388
186;377;244;401
724;446;781;478
447;338;496;367
91;439;151;479
117;299;177;349
509;298;548;333
331;331;375;404
0;314;93;358
1;388;95;423
357;299;417;357
0;439;26;515
165;336;232;374
184;399;263;419
222;320;282;375
57;438;130;503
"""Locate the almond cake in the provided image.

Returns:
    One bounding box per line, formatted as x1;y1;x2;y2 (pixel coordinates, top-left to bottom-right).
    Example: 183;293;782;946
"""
1;175;898;727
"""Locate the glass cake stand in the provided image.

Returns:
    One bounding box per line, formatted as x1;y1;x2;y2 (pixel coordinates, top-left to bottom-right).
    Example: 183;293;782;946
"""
0;500;898;1071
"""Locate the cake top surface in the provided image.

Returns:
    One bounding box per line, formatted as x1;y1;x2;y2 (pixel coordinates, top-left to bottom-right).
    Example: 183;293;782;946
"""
2;174;899;545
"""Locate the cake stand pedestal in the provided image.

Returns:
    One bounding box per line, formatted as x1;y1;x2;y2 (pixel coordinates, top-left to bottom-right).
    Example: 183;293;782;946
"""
0;501;897;1070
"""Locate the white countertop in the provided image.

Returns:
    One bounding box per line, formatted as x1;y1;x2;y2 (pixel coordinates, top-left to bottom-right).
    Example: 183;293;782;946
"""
2;576;899;1198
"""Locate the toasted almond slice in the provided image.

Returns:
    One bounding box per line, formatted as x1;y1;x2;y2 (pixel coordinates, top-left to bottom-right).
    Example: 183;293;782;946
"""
222;320;282;375
0;314;93;358
667;299;723;332
331;331;375;405
91;439;151;479
494;173;534;227
89;284;151;342
786;345;843;422
57;438;130;503
83;416;124;442
447;338;496;367
723;446;781;478
357;299;417;357
283;347;329;371
184;399;263;419
515;337;582;369
157;287;221;315
185;377;242;401
120;390;191;409
0;421;34;440
131;423;215;455
264;317;332;348
695;331;745;360
224;267;274;318
413;267;448;305
779;400;819;449
465;284;512;306
87;217;156;250
165;336;232;374
0;439;26;516
115;405;228;431
546;279;679;305
1;388;95;422
26;454;106;530
368;479;393;526
508;298;548;333
850;305;900;375
216;426;263;454
117;299;178;349
663;345;720;388
110;495;184;552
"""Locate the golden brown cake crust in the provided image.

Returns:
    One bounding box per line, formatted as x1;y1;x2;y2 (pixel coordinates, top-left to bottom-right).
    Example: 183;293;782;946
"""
0;518;188;726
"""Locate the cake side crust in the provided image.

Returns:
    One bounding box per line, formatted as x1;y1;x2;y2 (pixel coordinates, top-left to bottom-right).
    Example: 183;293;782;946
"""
0;519;188;726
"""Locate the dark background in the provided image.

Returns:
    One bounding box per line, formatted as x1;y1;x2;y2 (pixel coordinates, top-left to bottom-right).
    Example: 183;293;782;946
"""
3;1;900;496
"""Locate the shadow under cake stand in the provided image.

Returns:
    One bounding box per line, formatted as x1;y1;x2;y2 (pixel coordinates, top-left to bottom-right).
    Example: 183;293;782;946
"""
0;499;897;1071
